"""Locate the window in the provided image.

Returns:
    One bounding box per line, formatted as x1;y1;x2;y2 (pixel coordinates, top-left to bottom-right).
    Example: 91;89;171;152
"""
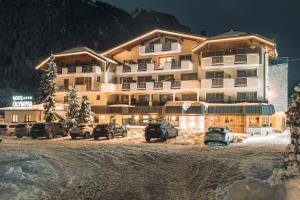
237;48;247;54
75;77;84;85
137;76;152;82
237;92;257;101
158;74;174;81
94;116;99;123
24;114;31;122
237;69;257;77
206;93;224;102
64;96;68;103
12;114;18;123
120;77;133;84
96;95;100;100
57;67;62;74
157;57;174;69
179;54;192;61
181;73;197;80
82;65;93;73
96;76;101;82
68;66;76;74
82;96;87;100
206;71;224;79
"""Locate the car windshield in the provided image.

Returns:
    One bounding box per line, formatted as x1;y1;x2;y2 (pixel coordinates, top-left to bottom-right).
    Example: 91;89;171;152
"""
9;125;16;128
148;124;161;128
16;124;26;128
0;125;7;128
32;124;45;129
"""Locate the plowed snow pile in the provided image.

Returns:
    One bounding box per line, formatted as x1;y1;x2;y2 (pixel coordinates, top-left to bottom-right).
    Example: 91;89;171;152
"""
0;132;290;200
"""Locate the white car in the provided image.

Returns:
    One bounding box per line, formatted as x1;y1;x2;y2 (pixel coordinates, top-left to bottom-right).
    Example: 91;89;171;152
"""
0;124;17;136
204;127;234;145
70;124;93;139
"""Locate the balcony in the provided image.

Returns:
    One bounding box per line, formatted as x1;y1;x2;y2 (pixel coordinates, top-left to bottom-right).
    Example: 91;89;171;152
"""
57;85;69;92
202;77;259;89
204;98;267;103
153;81;163;90
59;65;101;75
171;81;181;89
201;53;260;69
122;83;130;91
100;83;117;92
137;82;146;90
139;42;182;56
116;60;193;75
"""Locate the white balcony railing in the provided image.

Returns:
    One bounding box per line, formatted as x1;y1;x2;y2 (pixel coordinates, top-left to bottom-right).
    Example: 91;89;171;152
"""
201;77;259;89
59;65;101;75
139;42;182;56
201;53;260;68
116;60;193;75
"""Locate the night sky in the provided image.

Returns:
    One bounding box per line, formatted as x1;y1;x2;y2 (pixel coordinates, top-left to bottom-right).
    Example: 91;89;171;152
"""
103;0;300;92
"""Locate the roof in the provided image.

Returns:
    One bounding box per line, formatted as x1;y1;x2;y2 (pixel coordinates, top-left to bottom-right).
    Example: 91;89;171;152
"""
193;28;276;53
102;28;206;57
35;46;117;70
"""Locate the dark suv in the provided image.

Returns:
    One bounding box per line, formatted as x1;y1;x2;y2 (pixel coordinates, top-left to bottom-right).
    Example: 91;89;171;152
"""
93;123;127;140
145;123;178;142
31;122;68;139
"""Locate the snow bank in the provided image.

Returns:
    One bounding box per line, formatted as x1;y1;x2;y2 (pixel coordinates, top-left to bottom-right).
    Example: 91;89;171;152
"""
242;132;290;145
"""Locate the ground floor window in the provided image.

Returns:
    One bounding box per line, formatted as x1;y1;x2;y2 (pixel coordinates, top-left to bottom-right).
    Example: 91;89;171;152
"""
24;114;31;122
12;114;18;123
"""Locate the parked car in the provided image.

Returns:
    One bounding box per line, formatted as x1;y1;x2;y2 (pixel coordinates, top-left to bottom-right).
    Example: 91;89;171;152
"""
204;127;234;145
31;122;68;139
145;123;178;142
70;124;93;139
93;123;127;140
0;124;17;136
15;123;34;138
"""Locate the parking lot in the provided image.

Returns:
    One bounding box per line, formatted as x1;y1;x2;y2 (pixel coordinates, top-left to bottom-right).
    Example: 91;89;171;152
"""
0;129;290;200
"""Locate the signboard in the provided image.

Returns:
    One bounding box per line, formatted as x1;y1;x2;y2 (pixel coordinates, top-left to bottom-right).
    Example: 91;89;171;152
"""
12;96;33;107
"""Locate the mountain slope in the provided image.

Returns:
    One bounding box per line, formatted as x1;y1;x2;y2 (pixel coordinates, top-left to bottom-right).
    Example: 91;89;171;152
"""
0;0;192;106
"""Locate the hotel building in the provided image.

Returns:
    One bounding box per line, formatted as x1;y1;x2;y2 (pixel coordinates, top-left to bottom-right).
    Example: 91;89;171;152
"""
33;28;287;133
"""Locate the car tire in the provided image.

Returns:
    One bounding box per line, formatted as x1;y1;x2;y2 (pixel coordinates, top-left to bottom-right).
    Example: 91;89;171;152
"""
32;136;37;139
94;135;99;140
84;132;90;139
107;132;113;140
161;132;168;142
10;132;14;136
122;131;127;137
145;137;151;143
71;135;76;140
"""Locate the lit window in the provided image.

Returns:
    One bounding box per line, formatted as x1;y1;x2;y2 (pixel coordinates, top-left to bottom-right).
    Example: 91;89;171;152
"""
12;114;18;123
24;114;31;122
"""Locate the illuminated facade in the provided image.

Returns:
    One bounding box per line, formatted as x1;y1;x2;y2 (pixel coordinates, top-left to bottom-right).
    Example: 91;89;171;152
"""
35;28;288;133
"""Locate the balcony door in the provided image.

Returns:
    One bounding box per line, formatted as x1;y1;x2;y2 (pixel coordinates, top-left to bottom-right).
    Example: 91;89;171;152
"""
157;56;174;70
63;79;69;90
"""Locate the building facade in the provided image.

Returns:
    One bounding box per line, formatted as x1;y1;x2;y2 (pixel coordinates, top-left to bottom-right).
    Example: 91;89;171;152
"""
35;28;288;133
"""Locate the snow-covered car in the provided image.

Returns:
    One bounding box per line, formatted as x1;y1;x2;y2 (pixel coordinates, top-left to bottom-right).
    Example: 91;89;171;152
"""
204;127;234;145
145;123;178;142
70;124;93;139
93;123;127;140
0;124;17;136
15;123;35;138
31;122;68;139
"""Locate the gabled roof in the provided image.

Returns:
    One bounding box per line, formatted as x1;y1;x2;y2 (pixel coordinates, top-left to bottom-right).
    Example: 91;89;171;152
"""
35;46;117;70
102;28;206;57
193;28;276;53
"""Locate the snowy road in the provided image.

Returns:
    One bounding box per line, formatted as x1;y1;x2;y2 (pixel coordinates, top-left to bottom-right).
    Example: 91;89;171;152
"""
0;133;288;200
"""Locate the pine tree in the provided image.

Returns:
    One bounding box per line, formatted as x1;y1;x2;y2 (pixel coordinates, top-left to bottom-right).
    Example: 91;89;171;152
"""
67;85;80;126
43;55;57;122
285;84;300;172
38;72;48;103
78;96;93;124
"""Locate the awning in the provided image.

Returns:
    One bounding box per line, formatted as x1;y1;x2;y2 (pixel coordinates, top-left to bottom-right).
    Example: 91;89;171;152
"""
91;106;128;114
164;101;206;115
128;106;163;114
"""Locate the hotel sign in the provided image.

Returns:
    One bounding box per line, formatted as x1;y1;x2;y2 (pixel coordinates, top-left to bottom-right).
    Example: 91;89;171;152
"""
12;96;33;107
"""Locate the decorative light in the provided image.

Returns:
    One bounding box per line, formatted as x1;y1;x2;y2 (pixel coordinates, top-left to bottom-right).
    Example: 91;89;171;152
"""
101;115;105;119
171;116;176;121
134;115;139;120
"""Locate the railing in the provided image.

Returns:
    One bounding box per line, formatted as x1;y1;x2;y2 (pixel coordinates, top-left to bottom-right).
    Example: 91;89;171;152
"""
171;81;181;89
153;81;163;90
145;46;155;53
67;66;76;74
137;63;147;71
235;77;247;87
204;98;268;104
171;60;181;69
57;85;69;91
162;43;172;51
212;78;224;88
122;65;131;73
235;54;247;64
139;42;182;55
212;56;224;65
137;82;146;90
81;65;93;73
122;83;130;90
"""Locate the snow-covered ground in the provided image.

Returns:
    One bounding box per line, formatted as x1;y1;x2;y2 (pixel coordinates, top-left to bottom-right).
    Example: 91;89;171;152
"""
242;132;290;145
0;131;292;200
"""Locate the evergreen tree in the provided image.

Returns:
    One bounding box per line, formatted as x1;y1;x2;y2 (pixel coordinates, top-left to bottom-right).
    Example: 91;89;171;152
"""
67;85;80;126
43;55;57;122
78;96;93;124
38;72;48;103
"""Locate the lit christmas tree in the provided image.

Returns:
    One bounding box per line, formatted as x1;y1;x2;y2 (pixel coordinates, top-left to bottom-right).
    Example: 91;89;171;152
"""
67;85;80;126
78;96;93;124
43;54;57;122
38;72;48;104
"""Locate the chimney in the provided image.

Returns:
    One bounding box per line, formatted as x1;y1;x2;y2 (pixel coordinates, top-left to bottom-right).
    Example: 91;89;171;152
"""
200;30;206;36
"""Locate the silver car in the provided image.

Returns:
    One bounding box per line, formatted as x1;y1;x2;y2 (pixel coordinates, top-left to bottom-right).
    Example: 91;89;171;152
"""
70;124;93;139
204;127;234;145
0;124;17;136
